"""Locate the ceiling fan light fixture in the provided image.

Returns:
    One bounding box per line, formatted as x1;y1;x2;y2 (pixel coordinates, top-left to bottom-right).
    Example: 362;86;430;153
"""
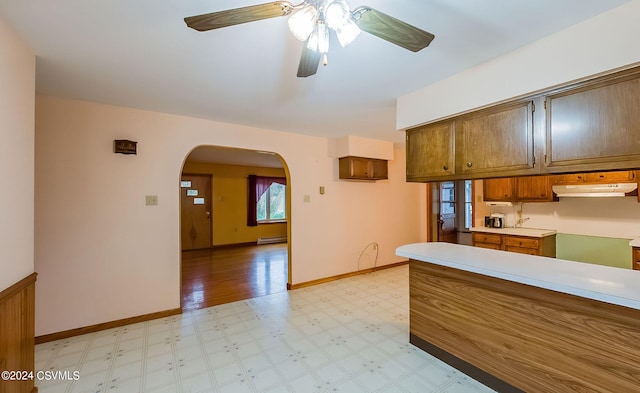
307;21;329;53
288;4;319;41
324;0;350;30
335;18;361;47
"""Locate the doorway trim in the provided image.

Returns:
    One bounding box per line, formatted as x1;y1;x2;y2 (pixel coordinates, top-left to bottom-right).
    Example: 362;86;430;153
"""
178;145;293;309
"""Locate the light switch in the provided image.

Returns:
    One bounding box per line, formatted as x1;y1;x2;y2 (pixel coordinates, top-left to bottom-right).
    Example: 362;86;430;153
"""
145;195;158;206
303;195;310;203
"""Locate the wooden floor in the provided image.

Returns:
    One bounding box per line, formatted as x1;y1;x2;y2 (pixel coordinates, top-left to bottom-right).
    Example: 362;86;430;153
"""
181;243;288;311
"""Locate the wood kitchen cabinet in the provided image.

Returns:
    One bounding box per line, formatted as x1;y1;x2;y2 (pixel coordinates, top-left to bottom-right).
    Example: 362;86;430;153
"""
633;248;640;270
552;171;636;184
406;100;539;182
483;175;555;202
516;176;555;201
472;232;502;250
405;66;640;183
483;178;515;201
457;100;536;177
339;156;388;180
406;120;455;181
545;68;640;172
472;231;556;257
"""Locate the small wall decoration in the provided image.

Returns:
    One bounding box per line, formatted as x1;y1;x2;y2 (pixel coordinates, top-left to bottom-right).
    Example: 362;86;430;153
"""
114;139;137;154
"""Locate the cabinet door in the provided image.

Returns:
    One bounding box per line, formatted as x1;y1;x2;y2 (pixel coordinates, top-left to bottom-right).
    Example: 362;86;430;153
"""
585;171;635;183
551;173;587;184
516;176;554;202
483;178;515;201
458;101;536;176
406;121;455;181
546;72;640;171
370;159;388;180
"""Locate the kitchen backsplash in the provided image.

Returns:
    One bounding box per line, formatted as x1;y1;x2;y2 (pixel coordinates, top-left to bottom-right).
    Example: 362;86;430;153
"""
488;196;640;240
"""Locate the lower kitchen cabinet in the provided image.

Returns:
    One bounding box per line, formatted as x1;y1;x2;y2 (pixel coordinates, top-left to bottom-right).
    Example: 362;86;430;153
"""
472;232;502;250
472;231;556;257
633;247;640;271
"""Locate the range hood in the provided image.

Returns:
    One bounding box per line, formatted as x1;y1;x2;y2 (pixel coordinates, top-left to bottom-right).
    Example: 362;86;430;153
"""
552;183;638;197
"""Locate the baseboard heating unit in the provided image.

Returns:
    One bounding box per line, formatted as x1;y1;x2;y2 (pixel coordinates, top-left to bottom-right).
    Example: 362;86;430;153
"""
257;236;287;245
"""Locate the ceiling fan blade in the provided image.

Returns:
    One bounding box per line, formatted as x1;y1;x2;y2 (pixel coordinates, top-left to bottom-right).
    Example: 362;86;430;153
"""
352;6;435;52
185;1;295;32
297;43;322;78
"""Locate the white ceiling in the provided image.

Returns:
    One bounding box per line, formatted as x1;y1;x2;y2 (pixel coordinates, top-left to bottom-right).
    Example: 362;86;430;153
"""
0;0;630;149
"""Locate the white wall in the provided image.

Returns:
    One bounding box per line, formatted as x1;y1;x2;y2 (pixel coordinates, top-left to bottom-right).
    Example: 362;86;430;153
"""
34;95;425;336
489;197;640;240
0;15;35;291
397;0;640;129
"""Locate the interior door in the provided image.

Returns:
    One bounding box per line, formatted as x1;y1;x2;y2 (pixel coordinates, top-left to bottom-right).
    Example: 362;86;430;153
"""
437;181;458;244
180;174;212;250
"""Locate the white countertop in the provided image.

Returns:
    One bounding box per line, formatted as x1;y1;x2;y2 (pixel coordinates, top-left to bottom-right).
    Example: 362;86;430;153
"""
397;242;640;310
630;238;640;247
470;226;556;237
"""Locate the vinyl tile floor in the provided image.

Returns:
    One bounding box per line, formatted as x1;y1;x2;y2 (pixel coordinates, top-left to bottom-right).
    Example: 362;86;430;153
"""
35;265;495;393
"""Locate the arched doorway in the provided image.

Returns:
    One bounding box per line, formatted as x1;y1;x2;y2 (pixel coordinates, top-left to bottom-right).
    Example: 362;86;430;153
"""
179;145;291;310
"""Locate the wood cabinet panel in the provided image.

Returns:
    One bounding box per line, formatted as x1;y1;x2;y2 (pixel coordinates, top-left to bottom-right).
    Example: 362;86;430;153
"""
633;248;640;271
552;173;587;184
482;178;515;201
339;156;388;180
546;71;640;171
406;121;455;181
0;273;37;393
472;232;501;245
483;176;555;202
503;236;539;249
552;170;636;185
458;101;535;176
475;242;502;250
585;171;636;183
515;176;554;201
409;261;640;392
472;231;556;257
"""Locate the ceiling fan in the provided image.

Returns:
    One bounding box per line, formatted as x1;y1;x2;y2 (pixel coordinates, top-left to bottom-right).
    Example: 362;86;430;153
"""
184;1;435;77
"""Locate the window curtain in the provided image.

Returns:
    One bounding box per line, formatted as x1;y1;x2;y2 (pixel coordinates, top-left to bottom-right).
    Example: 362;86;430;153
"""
247;175;287;226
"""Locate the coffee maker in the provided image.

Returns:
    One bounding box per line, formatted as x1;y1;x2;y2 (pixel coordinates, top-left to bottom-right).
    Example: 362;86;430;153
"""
490;213;505;228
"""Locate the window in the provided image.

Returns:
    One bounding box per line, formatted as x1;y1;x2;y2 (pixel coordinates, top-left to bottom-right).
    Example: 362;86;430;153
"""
440;181;455;215
257;182;286;222
247;175;287;226
464;180;473;230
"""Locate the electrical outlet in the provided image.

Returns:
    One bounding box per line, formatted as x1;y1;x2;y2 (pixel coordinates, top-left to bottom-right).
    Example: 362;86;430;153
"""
145;195;158;206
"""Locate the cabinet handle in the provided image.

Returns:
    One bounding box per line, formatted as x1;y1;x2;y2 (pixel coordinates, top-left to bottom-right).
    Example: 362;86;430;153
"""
466;162;473;168
443;165;448;171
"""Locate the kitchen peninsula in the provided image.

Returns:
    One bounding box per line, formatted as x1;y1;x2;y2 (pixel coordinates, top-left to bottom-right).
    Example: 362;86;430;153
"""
397;242;640;392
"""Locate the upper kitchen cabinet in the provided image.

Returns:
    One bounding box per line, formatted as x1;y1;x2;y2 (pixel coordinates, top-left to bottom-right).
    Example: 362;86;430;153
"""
406;100;540;182
406;120;455;181
457;100;537;178
545;68;640;172
483;175;555;202
339;156;388;180
515;176;555;202
483;178;515;201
